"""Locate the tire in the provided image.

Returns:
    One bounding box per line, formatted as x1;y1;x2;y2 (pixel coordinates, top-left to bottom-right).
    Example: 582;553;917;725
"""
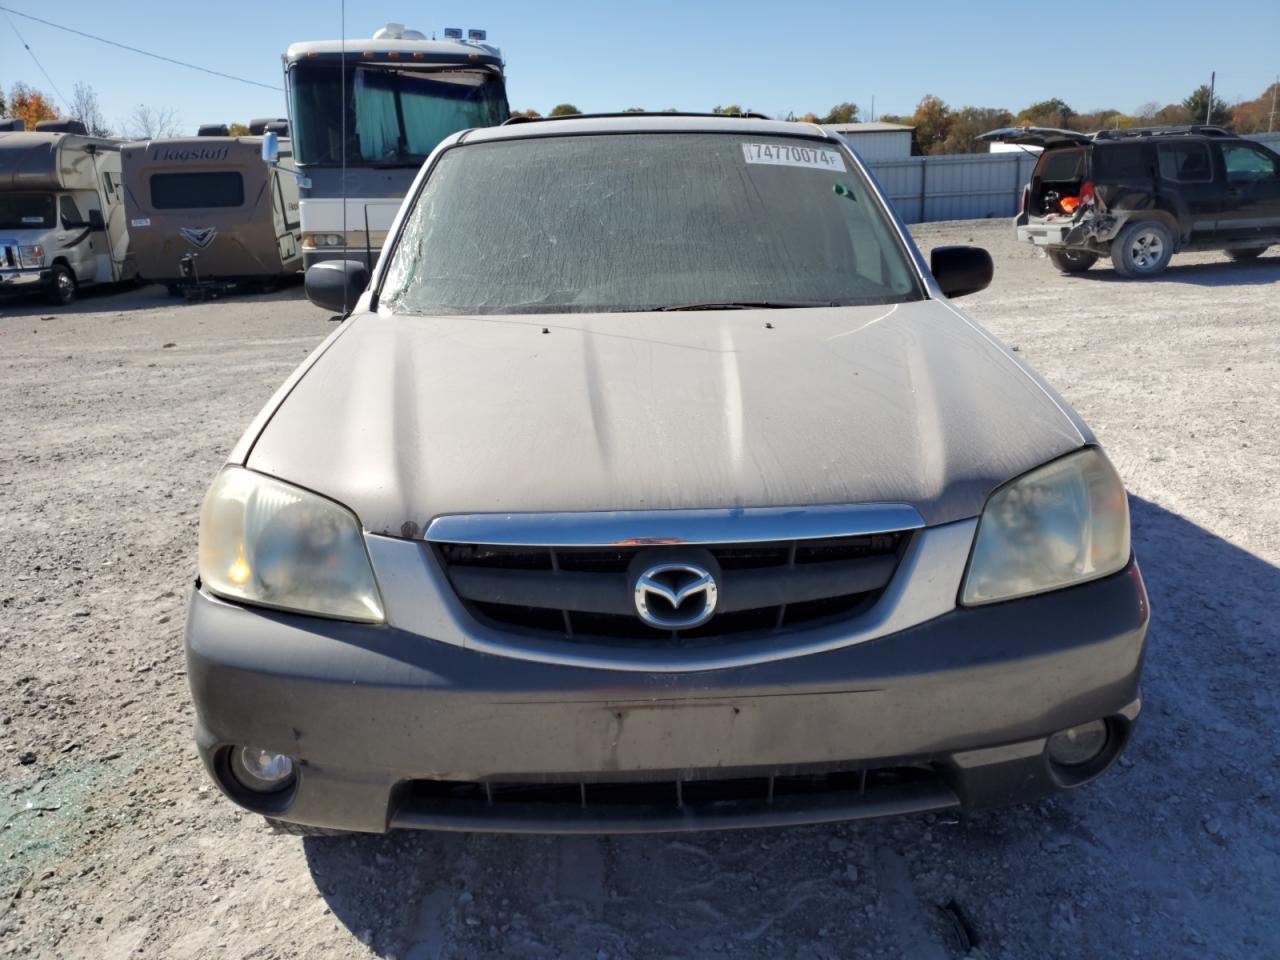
264;817;348;837
1109;220;1174;278
1047;249;1098;274
46;263;78;306
1225;247;1267;261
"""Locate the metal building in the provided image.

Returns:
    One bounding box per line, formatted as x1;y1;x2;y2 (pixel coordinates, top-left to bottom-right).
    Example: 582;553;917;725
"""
824;122;915;162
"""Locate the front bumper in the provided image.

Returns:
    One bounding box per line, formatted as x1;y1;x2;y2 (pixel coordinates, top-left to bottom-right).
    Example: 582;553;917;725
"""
186;557;1149;834
0;268;49;291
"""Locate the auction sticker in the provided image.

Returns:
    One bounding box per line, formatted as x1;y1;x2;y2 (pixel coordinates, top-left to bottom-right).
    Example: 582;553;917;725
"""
742;142;846;172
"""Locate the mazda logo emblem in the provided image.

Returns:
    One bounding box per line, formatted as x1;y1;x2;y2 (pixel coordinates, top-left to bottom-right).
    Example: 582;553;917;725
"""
633;562;718;629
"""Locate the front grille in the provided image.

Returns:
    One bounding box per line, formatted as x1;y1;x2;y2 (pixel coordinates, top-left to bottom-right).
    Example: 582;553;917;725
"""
1;242;18;270
434;532;907;645
401;764;942;816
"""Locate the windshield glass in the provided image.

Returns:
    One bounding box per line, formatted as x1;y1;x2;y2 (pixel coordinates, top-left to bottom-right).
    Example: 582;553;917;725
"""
0;193;55;230
382;134;922;315
289;62;508;166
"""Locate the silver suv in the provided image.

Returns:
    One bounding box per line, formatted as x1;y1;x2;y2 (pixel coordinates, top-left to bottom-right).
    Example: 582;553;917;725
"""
185;114;1148;834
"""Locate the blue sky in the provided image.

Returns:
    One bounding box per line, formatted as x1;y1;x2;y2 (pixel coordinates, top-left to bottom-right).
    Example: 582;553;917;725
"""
2;0;1277;133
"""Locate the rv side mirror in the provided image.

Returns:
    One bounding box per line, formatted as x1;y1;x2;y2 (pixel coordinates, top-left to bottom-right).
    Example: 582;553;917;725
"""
930;245;993;299
87;209;105;231
305;260;370;314
262;131;280;165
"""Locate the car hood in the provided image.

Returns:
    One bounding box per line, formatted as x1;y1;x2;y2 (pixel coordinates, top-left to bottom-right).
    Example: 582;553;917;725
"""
245;300;1086;534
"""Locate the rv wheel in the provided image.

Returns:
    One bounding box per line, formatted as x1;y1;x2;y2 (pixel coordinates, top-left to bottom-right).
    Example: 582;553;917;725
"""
46;264;78;306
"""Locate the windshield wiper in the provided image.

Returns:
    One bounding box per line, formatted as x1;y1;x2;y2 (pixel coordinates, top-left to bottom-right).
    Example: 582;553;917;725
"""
656;300;837;312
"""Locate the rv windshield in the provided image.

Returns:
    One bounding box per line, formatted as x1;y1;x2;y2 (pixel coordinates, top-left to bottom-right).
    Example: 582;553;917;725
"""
289;62;508;166
0;193;56;230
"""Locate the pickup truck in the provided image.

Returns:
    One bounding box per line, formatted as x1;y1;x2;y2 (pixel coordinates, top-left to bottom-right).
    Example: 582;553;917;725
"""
981;125;1280;277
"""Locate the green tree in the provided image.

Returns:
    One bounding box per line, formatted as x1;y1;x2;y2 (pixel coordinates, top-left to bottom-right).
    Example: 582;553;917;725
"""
1015;97;1074;129
509;108;541;119
819;101;859;124
1182;85;1231;126
623;107;645;113
548;103;581;117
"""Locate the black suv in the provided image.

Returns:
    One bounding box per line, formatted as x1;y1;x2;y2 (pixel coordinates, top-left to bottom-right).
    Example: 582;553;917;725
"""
981;125;1280;277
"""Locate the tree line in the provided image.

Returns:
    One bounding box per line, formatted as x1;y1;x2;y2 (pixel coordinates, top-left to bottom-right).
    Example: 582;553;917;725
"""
1;80;184;139
512;83;1279;155
6;79;1276;150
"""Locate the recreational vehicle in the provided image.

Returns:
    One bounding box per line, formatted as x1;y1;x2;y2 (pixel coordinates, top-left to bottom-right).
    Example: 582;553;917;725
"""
120;120;302;297
0;119;135;305
283;22;508;271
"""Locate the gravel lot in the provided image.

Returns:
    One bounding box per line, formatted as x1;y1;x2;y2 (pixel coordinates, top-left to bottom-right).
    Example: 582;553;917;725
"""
1;222;1277;960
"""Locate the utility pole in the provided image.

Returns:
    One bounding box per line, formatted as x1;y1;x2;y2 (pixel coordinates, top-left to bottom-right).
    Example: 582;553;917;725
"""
1270;74;1277;132
1206;71;1215;124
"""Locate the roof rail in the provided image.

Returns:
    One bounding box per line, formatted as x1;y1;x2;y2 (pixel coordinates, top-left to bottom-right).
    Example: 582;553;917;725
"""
1092;124;1234;141
503;110;773;126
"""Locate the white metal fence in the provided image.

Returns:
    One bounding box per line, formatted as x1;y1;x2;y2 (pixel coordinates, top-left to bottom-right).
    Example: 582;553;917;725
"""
864;132;1280;224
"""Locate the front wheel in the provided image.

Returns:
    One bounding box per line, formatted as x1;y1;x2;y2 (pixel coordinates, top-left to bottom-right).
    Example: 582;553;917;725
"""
46;263;78;306
1047;249;1098;274
1110;221;1174;278
1225;246;1267;261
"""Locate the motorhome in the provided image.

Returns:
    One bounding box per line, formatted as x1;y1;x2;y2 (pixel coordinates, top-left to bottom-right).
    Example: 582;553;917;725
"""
283;22;508;270
120;120;302;297
0;119;135;305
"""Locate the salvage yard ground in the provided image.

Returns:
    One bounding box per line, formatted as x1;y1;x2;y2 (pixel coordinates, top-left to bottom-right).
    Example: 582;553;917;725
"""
1;221;1277;960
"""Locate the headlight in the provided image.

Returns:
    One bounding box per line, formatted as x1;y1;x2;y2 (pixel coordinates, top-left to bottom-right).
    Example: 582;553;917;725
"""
19;244;44;267
198;467;385;623
961;448;1130;605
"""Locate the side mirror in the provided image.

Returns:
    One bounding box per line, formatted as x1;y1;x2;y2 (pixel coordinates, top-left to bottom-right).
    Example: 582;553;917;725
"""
87;209;105;231
262;131;279;165
305;260;369;314
930;245;993;299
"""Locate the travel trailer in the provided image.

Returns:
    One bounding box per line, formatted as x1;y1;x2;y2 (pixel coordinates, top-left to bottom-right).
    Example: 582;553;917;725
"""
0;119;135;305
283;23;508;271
120;120;302;297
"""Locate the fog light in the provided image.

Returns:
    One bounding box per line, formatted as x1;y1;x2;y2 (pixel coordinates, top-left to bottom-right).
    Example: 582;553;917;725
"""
229;746;295;793
1046;720;1109;766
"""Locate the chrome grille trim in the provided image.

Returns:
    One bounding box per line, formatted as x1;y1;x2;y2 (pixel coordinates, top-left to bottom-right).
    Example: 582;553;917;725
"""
424;503;925;548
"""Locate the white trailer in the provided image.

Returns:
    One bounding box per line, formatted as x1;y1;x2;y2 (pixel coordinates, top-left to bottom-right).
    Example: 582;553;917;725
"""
0;120;135;305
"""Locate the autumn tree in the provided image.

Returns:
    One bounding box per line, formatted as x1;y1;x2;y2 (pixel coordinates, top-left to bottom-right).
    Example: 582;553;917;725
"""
796;112;821;124
1230;82;1280;133
68;82;111;136
509;108;541;119
911;95;952;154
712;104;745;115
939;106;1012;154
548;103;581;117
819;102;859;124
8;82;60;130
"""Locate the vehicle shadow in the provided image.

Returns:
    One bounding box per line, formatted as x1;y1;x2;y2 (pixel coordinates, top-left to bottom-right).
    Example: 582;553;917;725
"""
1077;254;1280;286
300;496;1280;960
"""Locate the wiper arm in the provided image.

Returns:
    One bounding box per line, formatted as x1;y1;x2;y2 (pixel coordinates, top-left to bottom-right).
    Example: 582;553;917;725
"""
657;300;836;312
